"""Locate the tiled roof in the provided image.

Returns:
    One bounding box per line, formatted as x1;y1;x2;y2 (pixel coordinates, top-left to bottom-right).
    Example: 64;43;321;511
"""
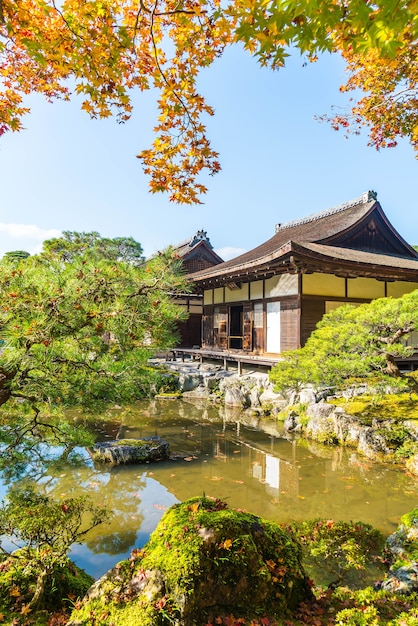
188;192;418;283
172;230;216;257
275;191;377;231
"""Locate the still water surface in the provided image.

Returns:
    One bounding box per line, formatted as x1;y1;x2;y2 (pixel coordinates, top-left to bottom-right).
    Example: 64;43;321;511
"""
3;398;418;580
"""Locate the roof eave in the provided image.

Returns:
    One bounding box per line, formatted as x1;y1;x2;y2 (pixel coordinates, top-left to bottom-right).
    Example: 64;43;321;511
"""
188;240;418;288
187;241;295;286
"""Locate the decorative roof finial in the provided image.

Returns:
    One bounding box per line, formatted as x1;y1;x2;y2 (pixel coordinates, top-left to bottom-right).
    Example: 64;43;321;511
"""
363;190;377;203
189;230;212;248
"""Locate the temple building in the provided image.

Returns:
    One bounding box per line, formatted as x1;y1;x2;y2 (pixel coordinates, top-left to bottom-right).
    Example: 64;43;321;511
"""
171;230;223;347
187;191;418;355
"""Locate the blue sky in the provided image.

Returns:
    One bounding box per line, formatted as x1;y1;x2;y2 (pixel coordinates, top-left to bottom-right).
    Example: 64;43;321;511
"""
0;44;416;261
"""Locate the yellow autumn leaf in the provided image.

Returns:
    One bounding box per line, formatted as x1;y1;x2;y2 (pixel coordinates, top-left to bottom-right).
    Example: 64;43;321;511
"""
189;501;200;514
9;586;21;597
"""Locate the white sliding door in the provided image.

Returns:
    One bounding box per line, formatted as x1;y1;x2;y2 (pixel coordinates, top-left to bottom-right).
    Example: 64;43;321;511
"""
266;301;281;353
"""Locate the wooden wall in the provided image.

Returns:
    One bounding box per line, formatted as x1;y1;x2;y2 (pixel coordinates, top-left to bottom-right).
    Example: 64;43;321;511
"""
177;314;202;348
300;299;325;347
280;298;301;351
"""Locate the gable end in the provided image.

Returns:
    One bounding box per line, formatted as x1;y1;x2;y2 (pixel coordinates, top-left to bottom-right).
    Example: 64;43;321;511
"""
317;203;418;259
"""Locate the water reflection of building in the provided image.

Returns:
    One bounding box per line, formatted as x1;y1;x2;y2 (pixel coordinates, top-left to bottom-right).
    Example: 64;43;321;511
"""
212;432;327;500
248;447;326;499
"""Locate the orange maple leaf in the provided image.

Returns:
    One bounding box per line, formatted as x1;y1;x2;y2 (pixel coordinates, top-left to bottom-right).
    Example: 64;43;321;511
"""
21;605;32;616
219;538;233;550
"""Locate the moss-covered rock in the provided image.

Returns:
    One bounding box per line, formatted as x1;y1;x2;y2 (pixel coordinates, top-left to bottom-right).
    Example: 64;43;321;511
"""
90;436;170;464
68;496;313;625
378;507;418;594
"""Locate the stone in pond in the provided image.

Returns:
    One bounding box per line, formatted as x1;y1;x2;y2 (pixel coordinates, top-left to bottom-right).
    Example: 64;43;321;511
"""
91;436;170;465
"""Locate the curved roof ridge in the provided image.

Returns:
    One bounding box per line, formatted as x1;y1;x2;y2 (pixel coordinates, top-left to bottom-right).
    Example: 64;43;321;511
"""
275;190;377;233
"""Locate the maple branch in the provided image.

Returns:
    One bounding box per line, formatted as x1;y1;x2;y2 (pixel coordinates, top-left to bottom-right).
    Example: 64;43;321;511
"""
139;0;201;17
0;0;4;25
51;0;86;40
379;87;417;104
148;1;194;128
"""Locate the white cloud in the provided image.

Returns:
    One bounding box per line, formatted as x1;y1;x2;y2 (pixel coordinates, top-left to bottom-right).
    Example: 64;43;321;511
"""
0;223;62;256
0;223;61;240
215;246;247;262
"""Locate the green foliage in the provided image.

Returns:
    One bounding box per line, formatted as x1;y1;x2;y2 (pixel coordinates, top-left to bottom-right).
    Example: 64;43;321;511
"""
233;0;416;64
270;293;418;393
289;518;386;589
335;605;380;625
394;439;418;461
1;250;30;263
0;486;109;611
329;587;418;626
153;371;180;394
0;240;188;452
0;551;93;620
41;231;144;265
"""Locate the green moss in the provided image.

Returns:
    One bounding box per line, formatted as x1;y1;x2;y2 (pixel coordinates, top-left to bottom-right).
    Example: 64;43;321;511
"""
400;507;418;528
65;504;418;626
330;393;418;422
154;392;181;399
395;507;418;562
330;394;418;458
275;403;309;426
69;496;312;625
112;438;157;447
289;519;385;589
0;553;93;625
328;587;418;626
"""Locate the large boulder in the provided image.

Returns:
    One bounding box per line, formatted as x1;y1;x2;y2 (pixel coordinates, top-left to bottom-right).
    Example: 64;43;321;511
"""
378;507;418;594
385;508;418;564
90;437;170;465
406;454;418;476
224;384;248;407
68;497;313;626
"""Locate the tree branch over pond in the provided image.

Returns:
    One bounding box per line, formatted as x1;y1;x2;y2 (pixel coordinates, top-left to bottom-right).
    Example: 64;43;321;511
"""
0;233;188;452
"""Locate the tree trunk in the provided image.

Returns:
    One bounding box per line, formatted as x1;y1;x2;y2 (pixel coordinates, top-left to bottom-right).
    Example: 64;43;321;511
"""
384;353;418;392
0;367;15;407
383;354;403;378
28;567;49;609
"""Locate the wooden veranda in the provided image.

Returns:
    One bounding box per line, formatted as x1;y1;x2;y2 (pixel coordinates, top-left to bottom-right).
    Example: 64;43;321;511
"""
171;347;282;375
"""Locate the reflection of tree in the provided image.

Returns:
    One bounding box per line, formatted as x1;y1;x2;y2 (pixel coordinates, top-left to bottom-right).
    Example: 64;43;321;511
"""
0;440;85;485
0;440;148;557
89;529;138;555
45;464;146;556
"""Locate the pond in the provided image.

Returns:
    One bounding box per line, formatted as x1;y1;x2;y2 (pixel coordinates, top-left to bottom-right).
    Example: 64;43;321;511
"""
1;398;417;580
